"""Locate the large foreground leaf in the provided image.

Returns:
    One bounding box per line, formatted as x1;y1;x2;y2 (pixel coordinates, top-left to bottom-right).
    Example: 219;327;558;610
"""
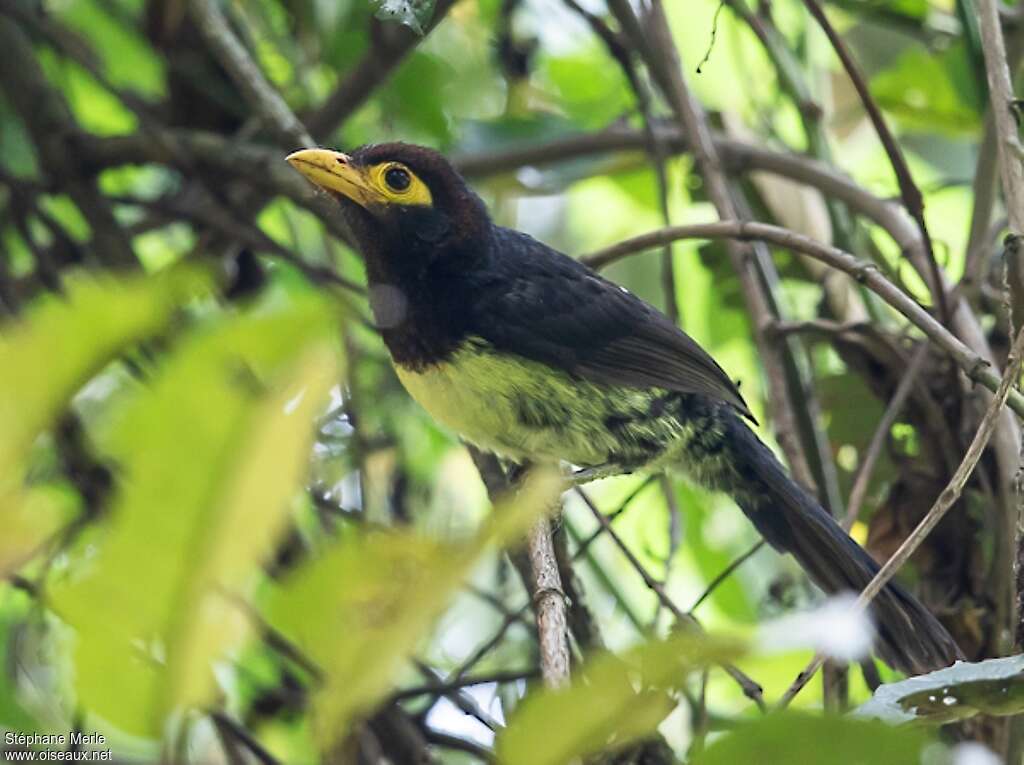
0;266;213;577
856;655;1024;725
693;713;929;765
0;266;212;473
265;470;562;748
50;298;340;735
496;632;742;765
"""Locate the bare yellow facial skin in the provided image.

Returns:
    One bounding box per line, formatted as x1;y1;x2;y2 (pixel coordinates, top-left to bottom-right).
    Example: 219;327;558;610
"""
286;149;432;208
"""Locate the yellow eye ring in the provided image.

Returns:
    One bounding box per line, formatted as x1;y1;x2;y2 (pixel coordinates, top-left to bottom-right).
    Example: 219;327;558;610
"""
383;165;412;192
369;162;433;206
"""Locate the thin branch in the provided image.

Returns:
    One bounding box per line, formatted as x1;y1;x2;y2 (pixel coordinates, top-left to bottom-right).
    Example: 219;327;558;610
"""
422;729;496;762
552;522;605;651
413;662;504;732
571;475;656;559
688;541;765;613
108;193;366;295
802;0;949;325
977;0;1024;233
560;0;677;321
466;449;570;688
188;0;313;147
392;669;537;703
307;0;457;139
580;220;1024;421
574;488;766;710
209;711;280;765
779;323;1024;707
620;0;818;496
842;344;930;530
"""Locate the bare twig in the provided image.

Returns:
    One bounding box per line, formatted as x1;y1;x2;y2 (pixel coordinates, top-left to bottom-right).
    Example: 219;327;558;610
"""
842;344;930;530
688;541;765;613
561;0;677;321
779;324;1024;706
392;669;537;703
552;523;605;650
572;476;656;559
619;0;818;496
209;711;280;765
466;449;570;688
967;0;1024;656
188;0;313;147
575;488;766;710
307;0;457;139
976;0;1024;234
802;0;949;324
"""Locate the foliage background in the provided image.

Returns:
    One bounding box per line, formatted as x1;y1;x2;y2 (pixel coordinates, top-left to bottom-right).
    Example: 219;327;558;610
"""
1;0;1023;762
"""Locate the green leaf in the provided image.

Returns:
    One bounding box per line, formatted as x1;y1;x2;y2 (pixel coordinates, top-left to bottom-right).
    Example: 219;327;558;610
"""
870;42;982;136
0;593;43;733
265;470;562;747
0;484;78;577
856;655;1024;725
693;713;929;765
496;633;743;765
49;299;341;736
0;266;212;475
381;53;451;144
58;0;165;97
0;267;213;575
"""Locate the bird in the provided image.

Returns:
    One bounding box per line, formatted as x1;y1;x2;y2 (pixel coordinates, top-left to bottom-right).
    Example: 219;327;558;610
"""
286;142;962;675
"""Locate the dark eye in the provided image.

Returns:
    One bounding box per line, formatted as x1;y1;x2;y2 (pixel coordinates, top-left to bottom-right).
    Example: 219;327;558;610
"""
384;166;411;192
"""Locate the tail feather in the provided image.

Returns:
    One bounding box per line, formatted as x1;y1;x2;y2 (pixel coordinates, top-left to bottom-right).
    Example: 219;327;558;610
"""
711;413;962;676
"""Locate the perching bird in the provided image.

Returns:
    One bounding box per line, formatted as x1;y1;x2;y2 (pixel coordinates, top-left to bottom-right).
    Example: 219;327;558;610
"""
286;142;961;675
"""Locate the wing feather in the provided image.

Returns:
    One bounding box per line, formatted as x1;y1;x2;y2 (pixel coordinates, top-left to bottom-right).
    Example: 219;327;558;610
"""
472;228;755;422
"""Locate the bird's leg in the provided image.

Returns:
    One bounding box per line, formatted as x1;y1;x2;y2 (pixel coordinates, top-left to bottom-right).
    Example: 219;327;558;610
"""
566;463;630;486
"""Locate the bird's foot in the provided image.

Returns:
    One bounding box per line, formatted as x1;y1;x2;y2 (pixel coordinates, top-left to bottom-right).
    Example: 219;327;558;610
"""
566;463;630;486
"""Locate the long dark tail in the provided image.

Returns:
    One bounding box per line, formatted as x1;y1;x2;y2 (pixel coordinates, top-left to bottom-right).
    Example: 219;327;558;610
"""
703;411;962;676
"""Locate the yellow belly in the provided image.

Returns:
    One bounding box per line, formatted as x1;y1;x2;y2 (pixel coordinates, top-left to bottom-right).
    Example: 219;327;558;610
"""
393;341;632;466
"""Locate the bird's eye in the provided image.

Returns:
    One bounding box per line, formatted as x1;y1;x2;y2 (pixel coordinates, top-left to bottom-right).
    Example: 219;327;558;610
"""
384;166;411;192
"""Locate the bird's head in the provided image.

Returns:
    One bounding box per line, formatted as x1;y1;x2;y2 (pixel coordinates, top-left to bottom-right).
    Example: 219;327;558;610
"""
286;143;490;281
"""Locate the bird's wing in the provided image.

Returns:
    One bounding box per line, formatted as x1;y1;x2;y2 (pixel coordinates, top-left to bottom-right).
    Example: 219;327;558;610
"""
474;229;755;421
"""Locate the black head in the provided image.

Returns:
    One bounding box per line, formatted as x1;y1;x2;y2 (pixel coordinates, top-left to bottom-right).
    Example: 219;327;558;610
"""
286;143;491;284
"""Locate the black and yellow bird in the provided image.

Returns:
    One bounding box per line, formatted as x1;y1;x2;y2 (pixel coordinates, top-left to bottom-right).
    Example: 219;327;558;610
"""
286;143;961;675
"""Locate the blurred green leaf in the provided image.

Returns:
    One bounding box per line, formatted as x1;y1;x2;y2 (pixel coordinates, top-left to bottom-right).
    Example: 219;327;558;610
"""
0;484;78;578
496;632;743;765
0;267;213;576
266;469;561;747
0;594;42;733
870;42;982;135
856;655;1024;725
381;52;451;144
58;0;165;97
540;49;631;129
0;266;212;477
50;298;341;735
693;712;929;765
39;52;137;136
